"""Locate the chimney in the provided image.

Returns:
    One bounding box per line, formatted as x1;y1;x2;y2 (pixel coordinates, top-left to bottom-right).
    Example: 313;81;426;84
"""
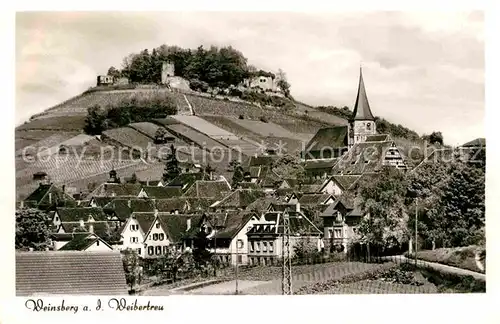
186;218;191;231
154;209;158;217
62;185;65;193
128;199;132;208
89;223;94;234
174;209;179;215
48;192;52;204
79;219;85;228
19;200;24;209
296;202;301;213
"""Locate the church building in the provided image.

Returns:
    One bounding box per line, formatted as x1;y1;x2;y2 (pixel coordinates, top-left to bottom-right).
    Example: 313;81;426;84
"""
302;68;406;176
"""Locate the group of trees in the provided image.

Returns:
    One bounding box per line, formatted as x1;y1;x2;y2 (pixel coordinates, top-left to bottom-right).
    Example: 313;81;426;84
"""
354;159;485;252
84;94;177;135
109;44;291;97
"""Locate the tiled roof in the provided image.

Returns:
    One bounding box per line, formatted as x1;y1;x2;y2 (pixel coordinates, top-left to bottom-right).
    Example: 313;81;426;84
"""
248;211;321;236
130;212;158;234
320;192;364;218
304;126;349;153
213;189;266;209
331;141;395;175
237;182;261;189
183;180;231;199
274;188;295;197
247;155;276;167
270;203;296;212
58;221;115;238
298;193;333;205
248;166;262;178
245;197;278;212
331;175;362;191
58;233;111;251
461;138;485;148
55;207;107;222
155;198;189;213
214;211;257;240
103;199;155;221
24;184;76;207
299;184;322;193
352;68;375;121
89;183;142;198
185;197;218;212
156;213;204;243
303;158;338;170
365;134;390;142
167;172;204;188
141;186;183;199
90;197;115;207
16;251;128;296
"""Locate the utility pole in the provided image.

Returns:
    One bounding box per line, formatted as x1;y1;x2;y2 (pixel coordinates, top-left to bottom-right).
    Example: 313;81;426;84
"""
415;198;418;268
282;211;292;295
235;239;239;295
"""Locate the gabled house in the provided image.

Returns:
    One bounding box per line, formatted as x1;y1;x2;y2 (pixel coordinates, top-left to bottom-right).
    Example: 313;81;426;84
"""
320;194;365;253
303;158;339;179
119;211;157;257
52;207;107;228
210;189;266;212
285;192;300;204
58;233;113;252
155;198;190;214
23;183;76;211
102;198;156;222
143;213;203;259
16;251;129;296
318;175;361;196
54;218;121;249
137;186;183;199
206;211;261;266
246;210;322;266
88;197;116;208
245;197;279;213
182;180;231;200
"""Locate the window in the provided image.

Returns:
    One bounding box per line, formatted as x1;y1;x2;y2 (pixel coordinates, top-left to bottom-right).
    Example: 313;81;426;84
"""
237;255;242;264
336;211;342;222
156;223;161;229
159;233;165;241
263;242;267;252
155;246;161;255
137;248;141;255
256;242;260;252
148;246;154;255
96;240;100;246
250;241;254;253
334;229;342;238
237;239;244;249
163;246;168;254
269;241;274;253
55;216;59;222
153;233;158;241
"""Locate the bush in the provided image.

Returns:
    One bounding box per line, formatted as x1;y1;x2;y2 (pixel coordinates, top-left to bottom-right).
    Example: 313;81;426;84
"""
238;115;244;120
259;116;268;123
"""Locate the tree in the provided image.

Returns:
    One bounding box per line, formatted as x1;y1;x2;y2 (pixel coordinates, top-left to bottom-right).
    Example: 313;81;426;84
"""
203;164;216;180
154;127;168;144
122;248;142;291
356;167;410;250
15;208;52;251
276;68;291;97
84;105;107;135
192;227;212;269
230;160;244;188
127;173;138;184
107;66;121;79
163;145;181;182
424;131;444;146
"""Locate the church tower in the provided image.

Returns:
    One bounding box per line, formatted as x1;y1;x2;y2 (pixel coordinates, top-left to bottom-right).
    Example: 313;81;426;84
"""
348;67;376;147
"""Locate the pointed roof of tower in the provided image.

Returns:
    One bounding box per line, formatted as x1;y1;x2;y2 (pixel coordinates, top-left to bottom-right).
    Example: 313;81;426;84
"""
351;67;375;121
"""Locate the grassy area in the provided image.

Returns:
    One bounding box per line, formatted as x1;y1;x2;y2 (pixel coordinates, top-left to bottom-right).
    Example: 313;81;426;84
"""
418;265;486;293
407;246;485;274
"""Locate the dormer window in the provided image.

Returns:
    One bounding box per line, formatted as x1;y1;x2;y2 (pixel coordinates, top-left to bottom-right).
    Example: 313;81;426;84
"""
366;123;371;130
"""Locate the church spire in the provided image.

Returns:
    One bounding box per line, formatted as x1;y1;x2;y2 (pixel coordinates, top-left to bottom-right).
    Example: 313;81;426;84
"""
351;66;374;121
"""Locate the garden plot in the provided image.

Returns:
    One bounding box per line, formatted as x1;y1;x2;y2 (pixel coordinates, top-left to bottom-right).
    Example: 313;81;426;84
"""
102;127;155;151
230;118;301;139
165;123;227;151
171;115;239;140
128;122;174;140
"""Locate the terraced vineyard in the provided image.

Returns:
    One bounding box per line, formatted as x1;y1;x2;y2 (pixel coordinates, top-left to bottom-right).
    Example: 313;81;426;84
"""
101;127;155;151
171;115;239;140
15;132;80;157
16;155;140;188
230;118;303;140
16;115;87;131
128;122;173;140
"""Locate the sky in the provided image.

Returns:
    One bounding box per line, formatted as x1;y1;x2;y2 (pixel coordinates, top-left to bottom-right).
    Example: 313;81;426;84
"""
15;11;484;145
